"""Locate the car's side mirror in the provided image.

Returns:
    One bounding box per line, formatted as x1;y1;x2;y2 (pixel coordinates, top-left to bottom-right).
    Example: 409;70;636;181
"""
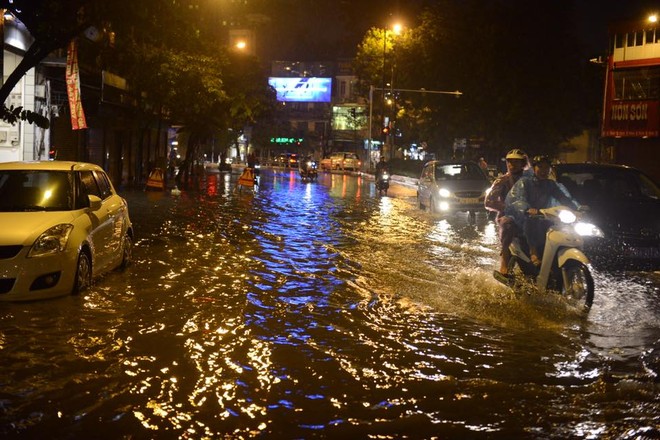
88;195;102;211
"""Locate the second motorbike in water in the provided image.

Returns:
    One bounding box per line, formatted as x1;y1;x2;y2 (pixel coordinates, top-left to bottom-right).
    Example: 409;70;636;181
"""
494;205;603;310
376;172;390;196
299;159;318;181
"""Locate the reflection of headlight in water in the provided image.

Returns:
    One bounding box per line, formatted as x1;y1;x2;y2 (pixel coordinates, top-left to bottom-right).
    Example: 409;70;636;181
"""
574;222;604;237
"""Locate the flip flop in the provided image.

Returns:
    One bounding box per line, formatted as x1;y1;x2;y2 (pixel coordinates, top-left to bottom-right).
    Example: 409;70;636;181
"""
493;270;513;285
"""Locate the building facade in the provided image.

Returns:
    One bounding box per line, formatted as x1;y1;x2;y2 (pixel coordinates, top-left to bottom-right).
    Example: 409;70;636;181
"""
1;15;40;163
602;14;660;181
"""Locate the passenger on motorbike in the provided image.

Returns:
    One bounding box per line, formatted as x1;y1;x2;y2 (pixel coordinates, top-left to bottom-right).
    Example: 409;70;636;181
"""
505;155;580;267
485;149;529;277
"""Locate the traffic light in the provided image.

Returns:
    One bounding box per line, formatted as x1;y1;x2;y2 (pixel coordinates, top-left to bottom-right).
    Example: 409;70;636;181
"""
382;126;390;135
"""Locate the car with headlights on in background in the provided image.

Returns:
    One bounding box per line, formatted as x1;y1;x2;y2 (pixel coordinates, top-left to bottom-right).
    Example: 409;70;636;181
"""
0;161;133;301
553;162;660;270
417;160;491;221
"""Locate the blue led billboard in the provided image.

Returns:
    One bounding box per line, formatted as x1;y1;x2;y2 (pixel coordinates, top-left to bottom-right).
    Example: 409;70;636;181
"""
268;77;332;103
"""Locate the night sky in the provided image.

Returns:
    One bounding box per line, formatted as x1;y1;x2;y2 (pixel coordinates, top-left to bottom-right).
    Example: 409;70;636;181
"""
260;0;660;61
575;0;659;55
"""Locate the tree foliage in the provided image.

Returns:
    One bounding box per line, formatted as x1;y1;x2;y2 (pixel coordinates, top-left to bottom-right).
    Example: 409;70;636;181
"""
0;0;112;127
0;0;276;185
354;0;594;158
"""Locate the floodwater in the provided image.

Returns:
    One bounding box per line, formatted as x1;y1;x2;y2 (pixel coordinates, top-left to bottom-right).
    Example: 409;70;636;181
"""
1;168;659;439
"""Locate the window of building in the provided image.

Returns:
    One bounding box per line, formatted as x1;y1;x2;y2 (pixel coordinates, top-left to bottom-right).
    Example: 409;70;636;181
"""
614;33;624;49
340;81;346;98
627;32;635;47
646;29;655;44
613;66;660;100
636;31;644;46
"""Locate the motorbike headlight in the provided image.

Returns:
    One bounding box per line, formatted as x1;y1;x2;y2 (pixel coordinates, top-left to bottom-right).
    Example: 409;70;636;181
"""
382;172;389;179
558;209;577;224
28;224;74;257
574;222;604;238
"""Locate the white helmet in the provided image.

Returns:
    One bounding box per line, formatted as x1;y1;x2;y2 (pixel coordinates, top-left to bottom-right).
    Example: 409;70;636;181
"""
505;149;526;160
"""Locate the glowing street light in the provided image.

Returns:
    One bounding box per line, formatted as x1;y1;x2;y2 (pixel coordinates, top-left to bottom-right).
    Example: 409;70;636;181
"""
235;40;247;50
649;14;658;23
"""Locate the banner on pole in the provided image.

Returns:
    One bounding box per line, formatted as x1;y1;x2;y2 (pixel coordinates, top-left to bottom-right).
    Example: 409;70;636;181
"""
66;40;87;130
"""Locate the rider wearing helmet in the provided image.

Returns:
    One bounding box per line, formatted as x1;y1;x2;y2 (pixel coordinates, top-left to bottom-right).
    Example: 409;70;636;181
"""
505;155;580;266
485;149;529;278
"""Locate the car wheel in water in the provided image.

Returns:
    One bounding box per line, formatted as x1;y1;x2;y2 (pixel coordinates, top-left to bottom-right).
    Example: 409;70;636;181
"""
73;251;92;295
120;233;133;269
561;260;594;310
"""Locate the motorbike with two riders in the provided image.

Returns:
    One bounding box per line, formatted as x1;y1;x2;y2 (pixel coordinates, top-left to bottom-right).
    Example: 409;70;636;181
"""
494;205;602;310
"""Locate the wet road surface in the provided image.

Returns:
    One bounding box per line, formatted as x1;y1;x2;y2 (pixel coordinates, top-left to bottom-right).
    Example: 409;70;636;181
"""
1;168;659;439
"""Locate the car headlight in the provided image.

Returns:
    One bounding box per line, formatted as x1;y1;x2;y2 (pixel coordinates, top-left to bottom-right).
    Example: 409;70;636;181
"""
573;222;604;238
438;188;452;198
558;209;577;224
28;224;74;257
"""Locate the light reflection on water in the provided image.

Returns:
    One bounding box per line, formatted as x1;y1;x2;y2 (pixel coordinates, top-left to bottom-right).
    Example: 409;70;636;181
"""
0;169;658;439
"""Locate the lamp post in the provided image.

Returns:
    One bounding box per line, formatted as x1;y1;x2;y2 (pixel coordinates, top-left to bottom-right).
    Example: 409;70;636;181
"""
381;23;401;161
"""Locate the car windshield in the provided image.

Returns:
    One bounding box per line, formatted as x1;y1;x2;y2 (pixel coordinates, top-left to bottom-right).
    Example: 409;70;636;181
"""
557;168;660;203
0;170;73;212
435;163;485;180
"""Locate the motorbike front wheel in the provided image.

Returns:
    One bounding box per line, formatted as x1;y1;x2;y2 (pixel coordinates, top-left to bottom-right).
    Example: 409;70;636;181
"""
561;260;594;310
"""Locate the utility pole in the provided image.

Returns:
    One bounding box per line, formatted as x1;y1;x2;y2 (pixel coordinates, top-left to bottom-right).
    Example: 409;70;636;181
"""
367;86;462;167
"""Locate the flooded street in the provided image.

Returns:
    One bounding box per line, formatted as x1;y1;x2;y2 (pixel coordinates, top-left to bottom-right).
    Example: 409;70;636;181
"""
1;169;659;439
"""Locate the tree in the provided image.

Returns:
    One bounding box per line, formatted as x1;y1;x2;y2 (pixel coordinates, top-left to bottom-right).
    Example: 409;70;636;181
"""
0;0;112;127
353;0;592;159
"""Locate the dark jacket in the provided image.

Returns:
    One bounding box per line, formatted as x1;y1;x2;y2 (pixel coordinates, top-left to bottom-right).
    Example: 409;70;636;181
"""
505;175;579;227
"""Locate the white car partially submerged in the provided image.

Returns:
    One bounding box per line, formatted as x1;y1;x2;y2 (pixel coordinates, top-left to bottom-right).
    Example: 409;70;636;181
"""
0;161;133;301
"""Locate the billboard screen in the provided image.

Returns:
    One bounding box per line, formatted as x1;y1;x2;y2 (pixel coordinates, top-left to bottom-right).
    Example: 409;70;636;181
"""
268;77;332;103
